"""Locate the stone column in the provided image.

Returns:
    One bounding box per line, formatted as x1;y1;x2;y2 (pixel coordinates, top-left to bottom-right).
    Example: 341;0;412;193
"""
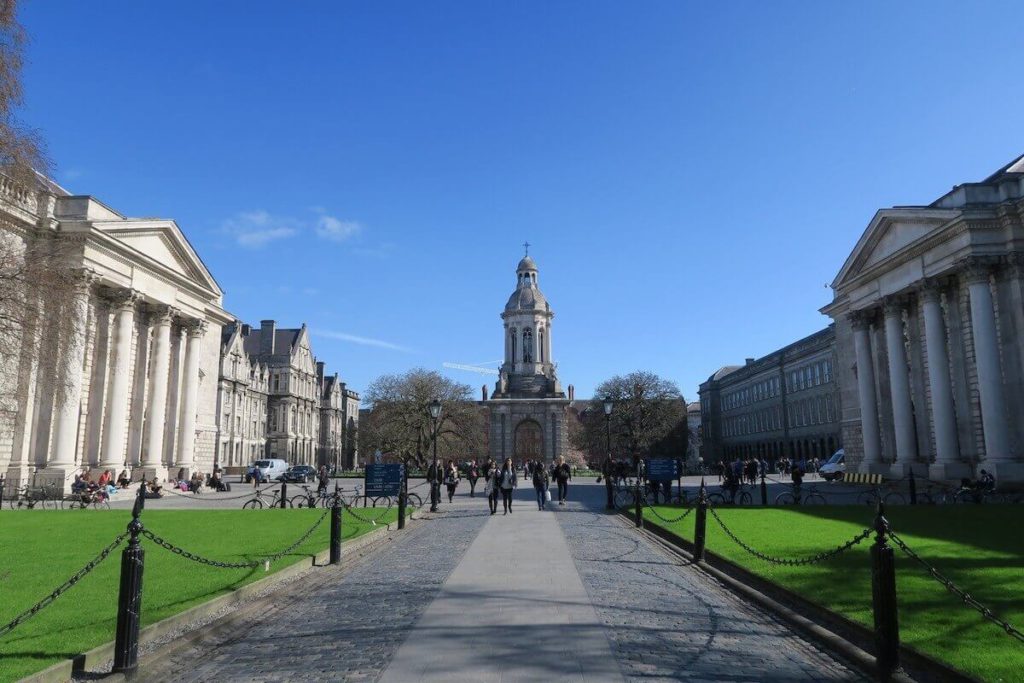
46;270;97;479
883;297;918;474
98;289;140;469
175;319;207;475
142;305;175;473
850;311;883;471
919;282;964;479
963;261;1013;470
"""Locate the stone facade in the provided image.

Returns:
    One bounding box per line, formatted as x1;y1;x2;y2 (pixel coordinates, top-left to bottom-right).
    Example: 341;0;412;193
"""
485;254;570;465
822;154;1024;483
0;183;233;493
216;323;269;468
699;326;841;464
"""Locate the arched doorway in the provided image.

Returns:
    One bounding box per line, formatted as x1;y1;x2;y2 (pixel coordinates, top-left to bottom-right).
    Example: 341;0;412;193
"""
514;419;543;463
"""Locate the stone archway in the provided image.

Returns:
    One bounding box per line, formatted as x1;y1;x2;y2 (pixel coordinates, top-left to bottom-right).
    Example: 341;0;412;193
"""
514;419;544;463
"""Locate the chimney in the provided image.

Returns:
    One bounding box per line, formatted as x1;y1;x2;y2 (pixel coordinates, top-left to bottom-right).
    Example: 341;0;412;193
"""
482;385;489;401
568;384;575;401
316;361;325;382
241;323;251;336
260;320;276;355
745;358;755;365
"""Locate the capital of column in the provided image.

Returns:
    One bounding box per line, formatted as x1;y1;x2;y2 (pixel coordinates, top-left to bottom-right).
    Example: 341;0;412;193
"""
104;287;141;312
148;303;177;326
70;268;100;296
884;294;909;319
917;278;946;305
182;318;208;338
847;308;876;331
958;256;998;286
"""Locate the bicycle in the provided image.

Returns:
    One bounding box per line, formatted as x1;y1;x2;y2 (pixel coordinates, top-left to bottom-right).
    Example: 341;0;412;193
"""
63;489;111;510
291;485;334;508
710;483;754;506
242;487;292;509
775;484;826;506
945;486;1008;504
15;485;61;510
855;487;907;506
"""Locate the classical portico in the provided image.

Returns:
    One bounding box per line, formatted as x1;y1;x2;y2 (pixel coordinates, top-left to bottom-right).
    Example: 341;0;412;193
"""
486;251;570;465
1;187;233;493
824;154;1024;483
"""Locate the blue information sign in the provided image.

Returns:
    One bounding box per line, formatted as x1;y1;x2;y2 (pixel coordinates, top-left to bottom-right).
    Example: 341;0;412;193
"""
645;458;679;482
365;463;404;497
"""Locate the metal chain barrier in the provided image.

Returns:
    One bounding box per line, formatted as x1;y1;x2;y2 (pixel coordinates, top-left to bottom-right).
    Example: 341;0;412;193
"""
141;508;331;569
645;502;694;525
0;532;127;639
341;498;394;524
888;531;1024;644
707;505;872;566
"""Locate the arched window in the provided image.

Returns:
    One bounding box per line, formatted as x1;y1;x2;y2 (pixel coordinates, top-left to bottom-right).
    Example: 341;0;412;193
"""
539;329;545;363
523;328;533;363
510;329;517;363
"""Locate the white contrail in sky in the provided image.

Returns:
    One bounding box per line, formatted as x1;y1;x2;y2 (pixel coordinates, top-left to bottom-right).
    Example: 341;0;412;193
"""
313;329;413;353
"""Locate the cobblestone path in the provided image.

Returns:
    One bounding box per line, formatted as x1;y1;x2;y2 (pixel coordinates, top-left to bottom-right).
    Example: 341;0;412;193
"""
556;502;866;682
139;508;490;683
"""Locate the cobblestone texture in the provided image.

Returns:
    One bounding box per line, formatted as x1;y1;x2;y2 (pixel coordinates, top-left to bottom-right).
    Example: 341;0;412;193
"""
556;499;866;682
140;508;489;682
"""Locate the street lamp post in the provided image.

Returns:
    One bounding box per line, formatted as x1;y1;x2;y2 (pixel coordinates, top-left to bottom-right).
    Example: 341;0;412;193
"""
428;399;442;512
603;398;613;510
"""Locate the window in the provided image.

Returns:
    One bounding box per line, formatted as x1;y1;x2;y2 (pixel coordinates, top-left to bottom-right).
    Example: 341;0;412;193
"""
824;360;833;383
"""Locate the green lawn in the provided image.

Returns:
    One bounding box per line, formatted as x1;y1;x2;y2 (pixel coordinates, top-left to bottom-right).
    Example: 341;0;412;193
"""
0;507;397;681
646;505;1024;683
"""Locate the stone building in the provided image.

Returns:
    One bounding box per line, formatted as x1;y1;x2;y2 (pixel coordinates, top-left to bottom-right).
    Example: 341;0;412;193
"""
216;322;269;468
486;253;570;464
1;182;233;493
822;154;1024;483
241;321;322;465
686;401;702;464
317;362;361;471
699;326;841;465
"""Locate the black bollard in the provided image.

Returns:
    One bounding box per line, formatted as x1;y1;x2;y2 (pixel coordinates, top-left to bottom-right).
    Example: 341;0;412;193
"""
330;483;342;565
280;482;287;509
908;470;917;505
870;502;900;677
397;479;407;530
112;484;146;675
760;473;768;506
693;479;708;562
635;479;643;528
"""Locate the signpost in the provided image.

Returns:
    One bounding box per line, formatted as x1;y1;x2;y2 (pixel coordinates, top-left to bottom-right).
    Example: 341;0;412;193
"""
365;463;404;498
645;458;679;482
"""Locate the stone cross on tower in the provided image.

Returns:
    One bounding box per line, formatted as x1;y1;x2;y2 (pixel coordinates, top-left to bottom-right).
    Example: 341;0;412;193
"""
523;241;530;256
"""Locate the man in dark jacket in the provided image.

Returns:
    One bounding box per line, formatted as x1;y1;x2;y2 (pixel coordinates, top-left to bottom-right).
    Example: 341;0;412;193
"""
553;456;572;506
427;457;443;512
601;456;615;510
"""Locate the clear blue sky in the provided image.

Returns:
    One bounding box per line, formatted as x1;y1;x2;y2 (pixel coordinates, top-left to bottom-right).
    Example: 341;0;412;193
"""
20;1;1024;401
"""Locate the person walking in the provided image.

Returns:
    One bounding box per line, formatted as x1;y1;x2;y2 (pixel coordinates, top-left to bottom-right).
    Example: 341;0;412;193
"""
533;460;550;510
444;460;460;503
467;459;479;498
427;456;443;512
317;464;329;495
485;458;500;515
553;456;572;506
499;457;517;515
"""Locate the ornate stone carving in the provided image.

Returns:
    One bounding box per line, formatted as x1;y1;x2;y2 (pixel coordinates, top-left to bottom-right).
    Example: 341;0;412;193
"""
957;256;999;285
917;278;945;304
183;318;209;337
882;294;910;318
847;309;876;330
103;287;140;311
148;303;176;325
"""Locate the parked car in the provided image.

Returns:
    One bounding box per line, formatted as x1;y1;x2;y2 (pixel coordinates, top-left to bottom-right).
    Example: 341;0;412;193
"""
245;459;289;483
819;449;846;481
280;465;318;483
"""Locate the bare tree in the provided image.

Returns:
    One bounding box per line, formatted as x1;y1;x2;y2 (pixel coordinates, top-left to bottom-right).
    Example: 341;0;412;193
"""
0;0;48;188
359;369;486;469
570;371;688;461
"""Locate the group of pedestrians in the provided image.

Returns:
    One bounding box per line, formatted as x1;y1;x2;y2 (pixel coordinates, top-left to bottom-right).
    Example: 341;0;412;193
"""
424;456;574;514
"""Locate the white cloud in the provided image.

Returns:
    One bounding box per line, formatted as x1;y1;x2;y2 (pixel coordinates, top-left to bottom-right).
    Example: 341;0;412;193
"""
315;215;361;242
222;210;299;248
313;329;413;353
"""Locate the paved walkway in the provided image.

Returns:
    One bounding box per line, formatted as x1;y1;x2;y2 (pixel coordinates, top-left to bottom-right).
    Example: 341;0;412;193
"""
138;481;866;682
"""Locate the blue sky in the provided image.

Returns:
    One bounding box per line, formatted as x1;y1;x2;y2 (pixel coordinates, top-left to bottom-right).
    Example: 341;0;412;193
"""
20;1;1024;401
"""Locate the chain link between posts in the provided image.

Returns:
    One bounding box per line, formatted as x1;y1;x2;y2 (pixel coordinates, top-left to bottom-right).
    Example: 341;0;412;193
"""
707;505;872;566
644;498;695;524
340;498;394;525
141;508;330;569
887;531;1024;644
0;532;127;639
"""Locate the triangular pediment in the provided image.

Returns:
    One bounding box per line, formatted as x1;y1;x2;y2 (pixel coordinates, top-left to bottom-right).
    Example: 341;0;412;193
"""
831;208;955;289
94;220;222;295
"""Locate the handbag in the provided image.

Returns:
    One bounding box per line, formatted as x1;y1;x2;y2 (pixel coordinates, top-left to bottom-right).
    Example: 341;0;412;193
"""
545;489;552;502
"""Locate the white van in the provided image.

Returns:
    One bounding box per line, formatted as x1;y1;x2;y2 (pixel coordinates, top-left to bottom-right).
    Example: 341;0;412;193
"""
251;459;289;482
820;449;845;481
